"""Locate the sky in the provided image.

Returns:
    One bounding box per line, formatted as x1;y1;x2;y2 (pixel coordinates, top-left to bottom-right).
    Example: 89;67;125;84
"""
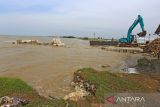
0;0;159;38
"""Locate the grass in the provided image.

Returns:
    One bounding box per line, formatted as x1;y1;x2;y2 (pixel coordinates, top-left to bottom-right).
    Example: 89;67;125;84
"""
0;68;151;106
0;77;33;97
76;68;145;103
0;77;67;107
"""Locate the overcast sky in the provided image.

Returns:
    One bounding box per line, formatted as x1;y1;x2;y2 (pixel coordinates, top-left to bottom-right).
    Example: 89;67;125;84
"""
0;0;159;38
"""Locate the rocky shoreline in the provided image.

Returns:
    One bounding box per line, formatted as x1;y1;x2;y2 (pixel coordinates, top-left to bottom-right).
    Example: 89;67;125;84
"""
64;69;97;101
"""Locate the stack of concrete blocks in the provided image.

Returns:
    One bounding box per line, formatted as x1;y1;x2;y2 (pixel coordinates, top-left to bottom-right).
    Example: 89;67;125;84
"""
51;38;65;46
16;40;39;44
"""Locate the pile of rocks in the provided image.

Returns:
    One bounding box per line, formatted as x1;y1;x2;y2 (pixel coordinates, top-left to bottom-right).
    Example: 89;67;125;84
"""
64;86;89;101
14;38;65;47
16;40;39;45
51;38;65;46
72;71;97;96
64;70;97;101
0;96;28;107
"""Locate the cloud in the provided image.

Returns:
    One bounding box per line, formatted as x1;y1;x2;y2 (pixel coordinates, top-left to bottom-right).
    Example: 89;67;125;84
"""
0;0;159;37
0;0;59;13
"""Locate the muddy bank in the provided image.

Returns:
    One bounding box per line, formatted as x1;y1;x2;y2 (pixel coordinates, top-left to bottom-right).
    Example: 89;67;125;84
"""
114;53;143;73
65;68;160;107
137;58;160;74
118;56;160;74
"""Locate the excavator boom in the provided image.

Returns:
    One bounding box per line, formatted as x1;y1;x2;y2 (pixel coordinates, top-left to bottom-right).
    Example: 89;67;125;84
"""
119;15;147;43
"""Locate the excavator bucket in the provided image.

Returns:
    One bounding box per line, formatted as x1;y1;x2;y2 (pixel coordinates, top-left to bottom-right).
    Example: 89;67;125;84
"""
137;31;147;37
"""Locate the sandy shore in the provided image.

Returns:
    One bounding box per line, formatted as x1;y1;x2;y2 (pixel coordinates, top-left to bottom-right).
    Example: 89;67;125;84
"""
0;36;143;98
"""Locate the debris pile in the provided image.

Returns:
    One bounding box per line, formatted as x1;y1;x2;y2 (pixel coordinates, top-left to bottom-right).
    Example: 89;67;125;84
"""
64;70;97;101
64;86;89;101
14;38;65;47
143;38;160;57
0;96;28;107
16;40;39;44
51;38;65;46
73;71;97;96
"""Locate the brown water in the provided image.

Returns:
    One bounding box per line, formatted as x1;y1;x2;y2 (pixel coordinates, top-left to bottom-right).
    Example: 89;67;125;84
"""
0;35;142;98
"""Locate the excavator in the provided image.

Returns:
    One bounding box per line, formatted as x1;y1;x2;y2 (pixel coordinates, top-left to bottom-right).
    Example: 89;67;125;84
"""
119;15;147;47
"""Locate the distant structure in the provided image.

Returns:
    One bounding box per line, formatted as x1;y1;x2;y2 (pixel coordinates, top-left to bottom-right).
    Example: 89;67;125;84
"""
155;24;160;36
93;32;96;39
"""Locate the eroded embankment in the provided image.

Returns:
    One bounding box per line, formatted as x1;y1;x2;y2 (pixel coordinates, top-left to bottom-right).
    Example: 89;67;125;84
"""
64;68;160;106
1;67;160;107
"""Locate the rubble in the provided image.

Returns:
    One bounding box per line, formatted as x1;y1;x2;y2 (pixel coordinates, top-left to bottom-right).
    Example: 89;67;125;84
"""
16;40;39;44
64;86;89;101
0;96;28;107
15;38;65;47
64;70;97;101
73;71;97;96
51;38;65;46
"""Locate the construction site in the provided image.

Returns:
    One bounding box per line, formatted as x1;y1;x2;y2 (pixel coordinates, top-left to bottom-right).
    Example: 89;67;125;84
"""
90;15;160;60
0;14;159;107
0;0;160;106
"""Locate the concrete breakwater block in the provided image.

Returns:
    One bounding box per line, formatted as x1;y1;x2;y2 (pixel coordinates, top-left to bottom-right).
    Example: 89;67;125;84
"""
15;38;65;47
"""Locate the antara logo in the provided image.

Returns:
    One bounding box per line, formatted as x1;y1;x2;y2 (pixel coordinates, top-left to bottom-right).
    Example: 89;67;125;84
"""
106;96;116;104
106;95;145;104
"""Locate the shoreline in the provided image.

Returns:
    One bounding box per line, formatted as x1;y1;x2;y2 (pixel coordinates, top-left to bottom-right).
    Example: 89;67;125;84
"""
0;36;148;98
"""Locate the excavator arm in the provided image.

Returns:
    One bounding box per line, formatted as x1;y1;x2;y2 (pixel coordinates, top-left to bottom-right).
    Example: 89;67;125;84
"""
119;15;147;43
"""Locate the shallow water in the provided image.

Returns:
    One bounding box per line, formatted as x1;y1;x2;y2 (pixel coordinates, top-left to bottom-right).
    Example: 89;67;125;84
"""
0;35;142;97
127;68;138;74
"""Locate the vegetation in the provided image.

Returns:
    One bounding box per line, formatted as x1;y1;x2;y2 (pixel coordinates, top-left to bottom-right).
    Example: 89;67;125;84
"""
78;37;90;40
61;36;76;38
0;77;33;97
1;68;157;106
0;77;66;107
76;68;145;103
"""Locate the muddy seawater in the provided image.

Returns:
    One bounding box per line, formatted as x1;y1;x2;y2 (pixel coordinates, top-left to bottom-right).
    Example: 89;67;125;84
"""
0;35;142;98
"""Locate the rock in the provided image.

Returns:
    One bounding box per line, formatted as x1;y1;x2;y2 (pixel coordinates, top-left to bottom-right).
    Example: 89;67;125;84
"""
66;71;98;102
51;38;65;47
73;71;97;96
0;96;12;105
64;86;89;101
70;82;75;86
16;40;39;44
0;96;28;107
101;64;111;68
